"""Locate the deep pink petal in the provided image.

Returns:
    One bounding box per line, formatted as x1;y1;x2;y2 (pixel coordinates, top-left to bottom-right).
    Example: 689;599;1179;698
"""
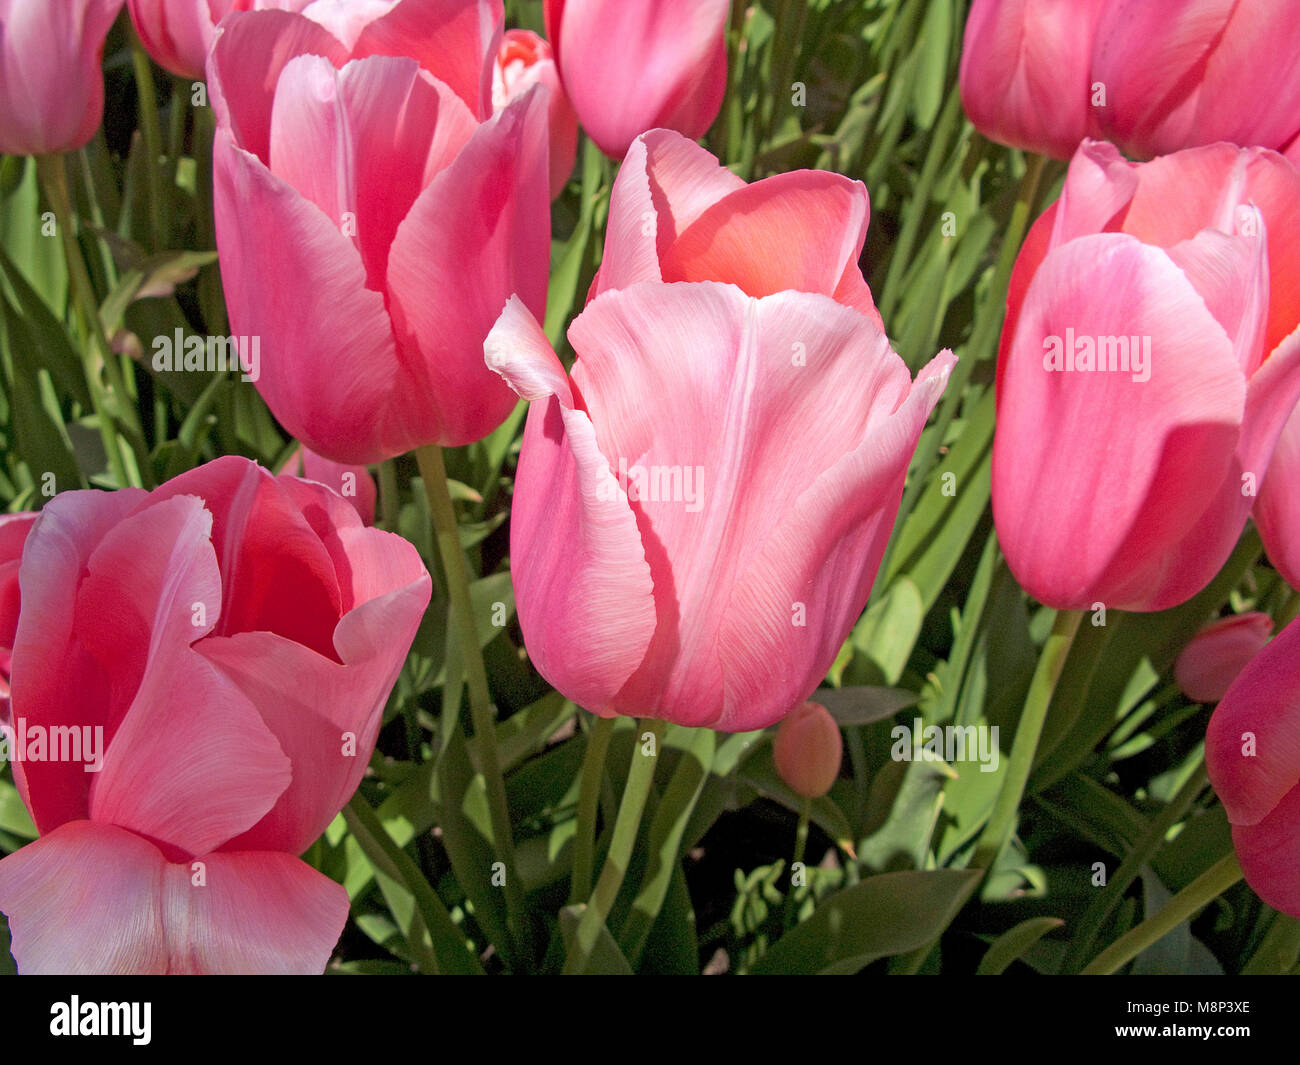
281;445;377;526
553;0;728;158
993;234;1245;611
208;9;349;165
213;130;403;464
1230;785;1300;919
7;488;147;831
1175;612;1273;704
384;86;550;447
269;53;477;290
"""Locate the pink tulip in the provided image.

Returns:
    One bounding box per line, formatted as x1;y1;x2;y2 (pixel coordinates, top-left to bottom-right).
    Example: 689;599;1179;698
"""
959;0;1109;160
773;701;843;800
543;0;728;160
278;444;376;525
208;3;549;465
0;512;37;725
993;140;1300;612
1206;616;1300;918
485;289;953;732
0;456;431;973
493;28;577;200
1174;612;1272;704
127;0;313;80
592;129;882;330
1257;408;1300;591
1092;0;1300;160
0;0;125;156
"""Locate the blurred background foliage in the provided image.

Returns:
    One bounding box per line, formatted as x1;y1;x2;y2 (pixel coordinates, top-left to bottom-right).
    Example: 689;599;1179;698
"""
2;0;1296;975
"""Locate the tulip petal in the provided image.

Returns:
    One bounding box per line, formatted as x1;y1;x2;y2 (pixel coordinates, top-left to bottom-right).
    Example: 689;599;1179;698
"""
595;129;746;298
1257;371;1300;591
487;298;657;713
1207;617;1300;828
719;350;954;731
347;0;503;119
213;130;404;464
553;0;727;158
208;9;350;166
1230;786;1300;919
197;539;429;854
384;86;550;447
161;849;348;974
0;821;168;975
1174;612;1272;705
282;445;377;526
568;283;914;725
661;170;880;326
268;54;477;291
993;233;1245;611
8;487;147;830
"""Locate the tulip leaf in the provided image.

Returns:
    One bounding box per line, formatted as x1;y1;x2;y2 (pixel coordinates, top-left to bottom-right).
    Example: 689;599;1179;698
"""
751;868;980;974
0;779;36;840
739;744;855;855
976;917;1065;975
560;905;632;975
813;684;919;726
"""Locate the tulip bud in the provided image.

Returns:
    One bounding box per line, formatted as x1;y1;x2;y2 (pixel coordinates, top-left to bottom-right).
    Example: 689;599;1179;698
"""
773;702;843;800
1174;613;1273;704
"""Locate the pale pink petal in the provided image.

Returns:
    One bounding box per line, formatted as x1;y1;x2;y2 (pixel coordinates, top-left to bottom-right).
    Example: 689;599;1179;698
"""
1257;379;1300;590
490;298;656;713
280;445;377;526
0;821;168;975
719;351;954;731
161;849;348;974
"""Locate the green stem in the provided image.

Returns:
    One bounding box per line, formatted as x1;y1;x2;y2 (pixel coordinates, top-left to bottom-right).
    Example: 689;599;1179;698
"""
783;799;811;930
1081;852;1244;975
1062;765;1210;972
35;154;143;488
413;444;526;959
564;718;666;973
129;30;165;250
377;459;399;532
972;608;1082;871
343;794;483;976
569;714;615;905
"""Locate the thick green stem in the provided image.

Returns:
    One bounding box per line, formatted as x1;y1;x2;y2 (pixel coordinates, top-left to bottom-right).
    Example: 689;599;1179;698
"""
972;608;1082;871
413;444;525;960
569;715;615;906
564;718;666;973
1062;764;1210;972
1082;852;1243;975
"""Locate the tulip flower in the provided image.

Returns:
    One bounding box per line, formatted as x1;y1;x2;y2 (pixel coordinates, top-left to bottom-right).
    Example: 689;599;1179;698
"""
1257;409;1300;591
208;4;549;465
959;0;1109;160
1092;0;1300;160
543;0;728;160
592;129;882;330
0;457;431;973
493;28;576;201
992;140;1300;613
0;0;125;156
0;512;37;725
278;444;376;526
127;0;314;81
1174;612;1272;704
773;702;843;799
485;288;953;731
1206;616;1300;918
